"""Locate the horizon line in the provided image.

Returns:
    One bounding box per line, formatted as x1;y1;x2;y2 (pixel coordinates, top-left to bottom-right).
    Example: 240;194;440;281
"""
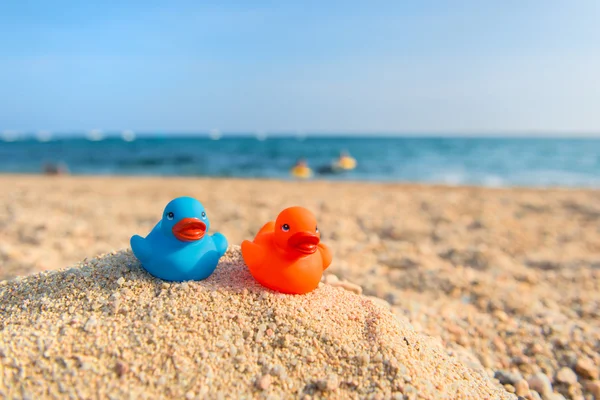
3;129;600;138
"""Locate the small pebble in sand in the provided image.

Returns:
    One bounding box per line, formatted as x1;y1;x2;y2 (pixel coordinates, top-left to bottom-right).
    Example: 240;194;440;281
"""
503;384;515;393
256;375;272;391
575;357;598;380
115;361;129;377
584;381;600;398
83;315;98;332
495;370;523;385
317;374;339;391
513;379;530;397
324;274;363;295
528;372;553;397
555;367;578;385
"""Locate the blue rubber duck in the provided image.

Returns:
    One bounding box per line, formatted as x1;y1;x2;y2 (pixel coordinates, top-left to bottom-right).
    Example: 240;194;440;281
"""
130;197;228;281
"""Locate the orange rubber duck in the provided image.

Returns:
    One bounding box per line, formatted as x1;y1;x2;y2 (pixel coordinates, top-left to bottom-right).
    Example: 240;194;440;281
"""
241;206;332;294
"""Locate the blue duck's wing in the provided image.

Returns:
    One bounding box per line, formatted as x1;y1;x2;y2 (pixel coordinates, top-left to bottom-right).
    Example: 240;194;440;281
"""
211;232;229;256
190;251;221;281
130;235;152;264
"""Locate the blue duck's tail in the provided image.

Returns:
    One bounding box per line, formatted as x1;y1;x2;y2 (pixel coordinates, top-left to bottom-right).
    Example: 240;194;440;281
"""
212;232;228;256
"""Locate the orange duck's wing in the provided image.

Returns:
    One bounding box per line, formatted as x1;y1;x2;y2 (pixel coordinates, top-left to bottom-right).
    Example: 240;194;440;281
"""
317;242;333;271
241;240;266;270
256;221;275;237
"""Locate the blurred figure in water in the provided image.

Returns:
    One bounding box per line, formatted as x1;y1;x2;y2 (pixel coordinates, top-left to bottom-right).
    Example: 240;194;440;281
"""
334;150;357;171
43;162;69;176
290;158;313;179
317;150;357;175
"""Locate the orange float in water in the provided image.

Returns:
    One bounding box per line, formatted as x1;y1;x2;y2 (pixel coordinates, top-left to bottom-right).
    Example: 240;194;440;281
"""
241;206;333;294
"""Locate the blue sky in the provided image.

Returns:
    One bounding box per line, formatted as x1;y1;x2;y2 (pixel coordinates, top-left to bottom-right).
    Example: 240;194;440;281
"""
1;1;599;135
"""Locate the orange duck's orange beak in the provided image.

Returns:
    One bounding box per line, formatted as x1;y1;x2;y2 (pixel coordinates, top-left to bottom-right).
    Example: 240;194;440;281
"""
288;231;320;254
172;218;206;242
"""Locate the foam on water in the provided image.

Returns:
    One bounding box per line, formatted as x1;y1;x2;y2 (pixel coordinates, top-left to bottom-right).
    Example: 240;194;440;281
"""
482;175;505;188
121;130;136;142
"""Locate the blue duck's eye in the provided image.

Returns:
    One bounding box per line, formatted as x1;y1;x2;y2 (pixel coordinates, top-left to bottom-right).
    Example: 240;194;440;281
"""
201;211;206;219
167;212;174;220
281;224;290;232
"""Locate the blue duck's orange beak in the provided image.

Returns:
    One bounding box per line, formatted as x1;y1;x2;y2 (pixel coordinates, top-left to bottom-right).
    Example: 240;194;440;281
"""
172;218;206;242
288;231;320;254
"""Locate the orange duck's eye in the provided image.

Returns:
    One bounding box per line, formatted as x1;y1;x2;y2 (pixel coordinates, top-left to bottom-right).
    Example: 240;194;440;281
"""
281;224;290;232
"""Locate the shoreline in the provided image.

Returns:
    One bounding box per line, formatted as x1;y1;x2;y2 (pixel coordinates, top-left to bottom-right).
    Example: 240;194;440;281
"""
2;172;599;192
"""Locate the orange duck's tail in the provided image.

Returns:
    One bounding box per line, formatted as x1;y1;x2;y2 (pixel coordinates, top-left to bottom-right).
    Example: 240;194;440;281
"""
256;221;275;237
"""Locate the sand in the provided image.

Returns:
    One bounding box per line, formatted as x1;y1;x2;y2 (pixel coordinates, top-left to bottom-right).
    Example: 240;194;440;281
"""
0;246;512;399
1;175;599;399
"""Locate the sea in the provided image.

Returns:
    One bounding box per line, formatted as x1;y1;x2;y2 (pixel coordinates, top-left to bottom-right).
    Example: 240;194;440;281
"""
1;134;599;188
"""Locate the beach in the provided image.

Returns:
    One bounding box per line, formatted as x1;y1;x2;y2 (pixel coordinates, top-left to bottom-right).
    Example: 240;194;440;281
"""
1;175;599;399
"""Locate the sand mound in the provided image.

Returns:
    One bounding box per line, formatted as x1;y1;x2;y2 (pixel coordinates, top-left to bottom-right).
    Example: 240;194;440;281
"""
0;247;513;399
